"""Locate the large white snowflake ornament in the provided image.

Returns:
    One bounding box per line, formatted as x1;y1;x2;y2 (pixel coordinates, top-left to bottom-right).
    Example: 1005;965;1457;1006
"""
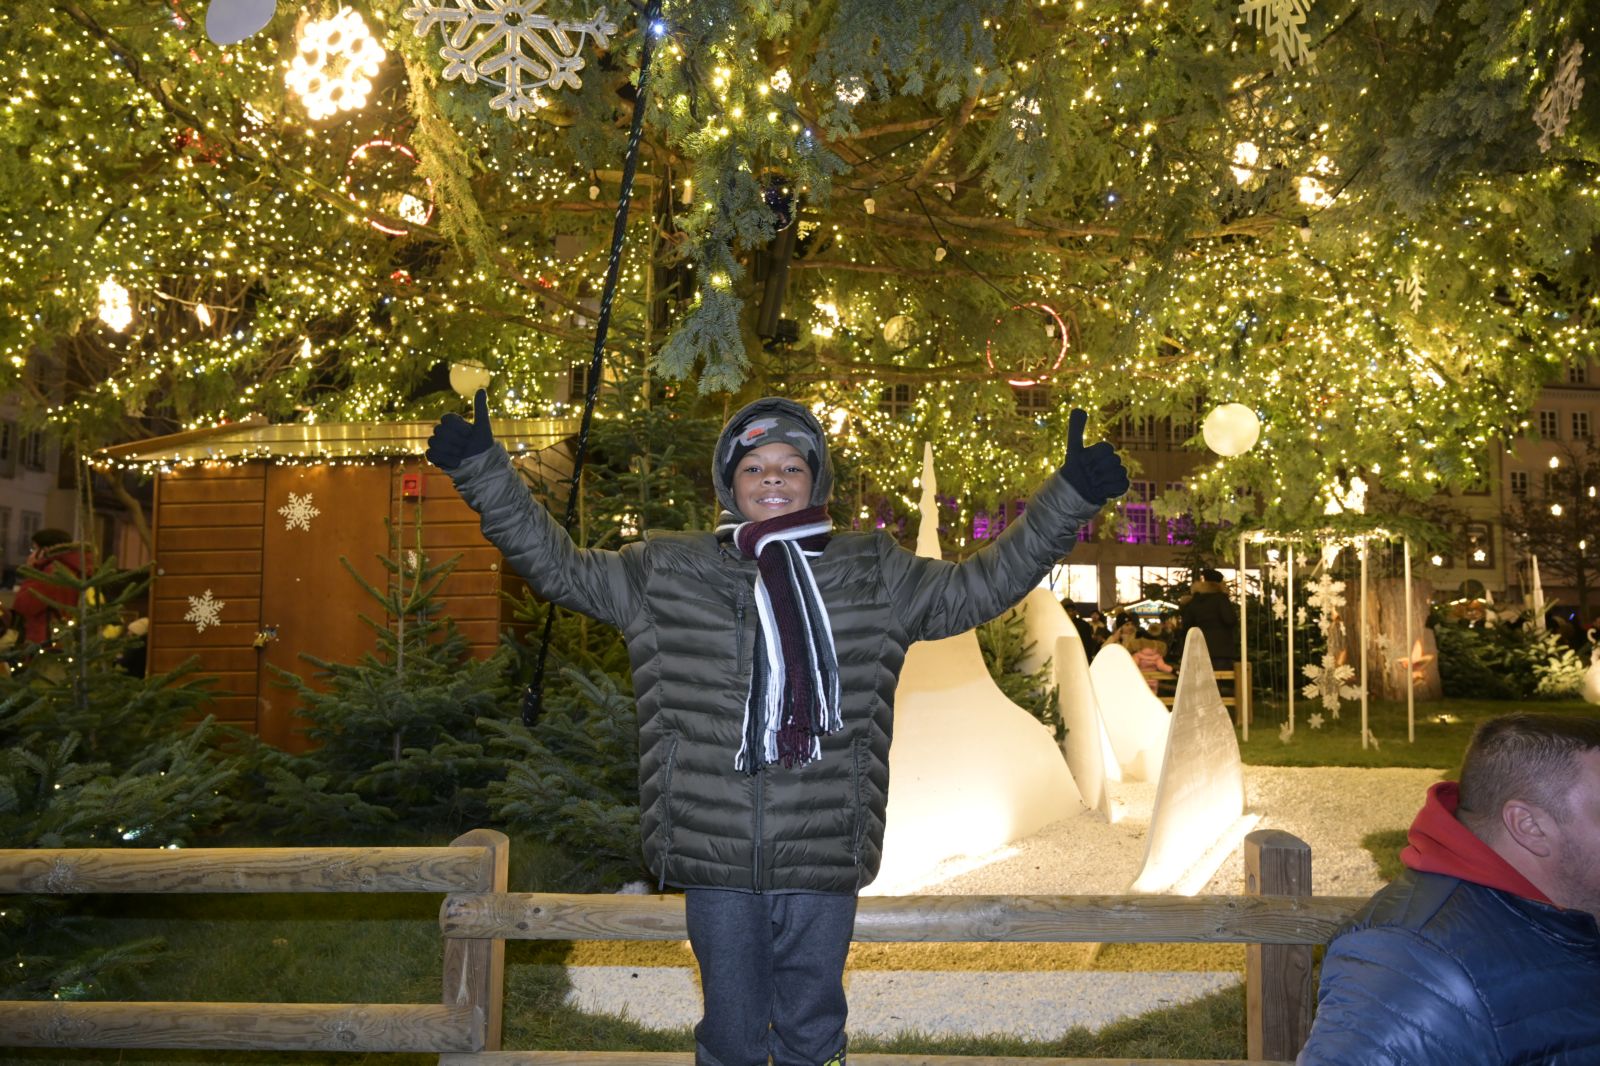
184;590;226;633
1302;651;1359;715
1306;572;1345;635
1534;39;1585;153
403;0;619;120
1240;0;1315;72
278;492;321;531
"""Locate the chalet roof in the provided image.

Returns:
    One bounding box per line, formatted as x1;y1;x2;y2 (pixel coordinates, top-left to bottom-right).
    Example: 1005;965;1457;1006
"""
93;416;583;470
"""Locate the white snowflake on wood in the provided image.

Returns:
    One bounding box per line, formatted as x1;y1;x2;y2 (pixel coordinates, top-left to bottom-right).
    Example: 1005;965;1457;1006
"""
184;590;226;633
1308;711;1325;730
1302;650;1358;715
403;0;618;120
278;492;321;531
1240;0;1315;71
1534;39;1585;153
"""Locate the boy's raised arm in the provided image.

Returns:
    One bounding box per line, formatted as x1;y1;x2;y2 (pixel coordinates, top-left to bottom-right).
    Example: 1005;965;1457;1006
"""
880;408;1127;642
428;389;641;630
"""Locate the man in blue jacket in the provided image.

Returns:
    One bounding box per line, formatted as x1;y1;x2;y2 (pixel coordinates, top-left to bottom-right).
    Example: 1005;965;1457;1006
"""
1299;712;1600;1064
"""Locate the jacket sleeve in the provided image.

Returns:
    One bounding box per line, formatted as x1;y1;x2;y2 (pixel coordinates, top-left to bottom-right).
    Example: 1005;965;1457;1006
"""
877;472;1102;643
1297;927;1499;1066
446;444;642;631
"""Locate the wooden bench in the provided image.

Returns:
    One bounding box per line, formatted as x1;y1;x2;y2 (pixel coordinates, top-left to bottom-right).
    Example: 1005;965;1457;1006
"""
0;829;1359;1065
1144;663;1251;721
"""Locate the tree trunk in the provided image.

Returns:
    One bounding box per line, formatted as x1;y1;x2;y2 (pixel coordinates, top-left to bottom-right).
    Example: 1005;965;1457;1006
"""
1328;576;1443;701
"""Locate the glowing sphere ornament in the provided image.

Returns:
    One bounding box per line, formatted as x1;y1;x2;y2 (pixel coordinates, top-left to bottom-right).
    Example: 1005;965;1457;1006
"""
882;314;918;348
285;7;385;122
97;277;133;332
449;360;492;398
1201;403;1261;456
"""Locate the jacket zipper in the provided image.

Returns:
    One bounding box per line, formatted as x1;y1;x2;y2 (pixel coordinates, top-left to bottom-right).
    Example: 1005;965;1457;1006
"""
735;592;748;672
657;733;680;891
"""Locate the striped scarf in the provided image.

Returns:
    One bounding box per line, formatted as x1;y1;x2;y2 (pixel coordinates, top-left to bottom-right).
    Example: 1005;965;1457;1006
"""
717;505;841;772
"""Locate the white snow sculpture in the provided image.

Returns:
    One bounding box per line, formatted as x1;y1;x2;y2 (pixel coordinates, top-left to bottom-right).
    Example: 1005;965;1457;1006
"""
1087;643;1170;781
870;444;1085;894
1130;630;1247;892
1583;647;1600;706
1010;586;1074;675
1053;629;1116;818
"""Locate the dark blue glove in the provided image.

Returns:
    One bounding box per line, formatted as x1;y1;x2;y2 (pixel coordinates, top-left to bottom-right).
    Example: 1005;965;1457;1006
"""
427;388;495;471
1060;407;1130;505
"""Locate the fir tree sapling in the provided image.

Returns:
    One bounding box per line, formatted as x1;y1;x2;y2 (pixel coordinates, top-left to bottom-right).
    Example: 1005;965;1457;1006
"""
234;514;513;841
0;562;234;999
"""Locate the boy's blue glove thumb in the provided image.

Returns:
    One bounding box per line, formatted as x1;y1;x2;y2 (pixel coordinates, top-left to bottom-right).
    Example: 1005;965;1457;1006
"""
426;388;495;471
1060;408;1130;506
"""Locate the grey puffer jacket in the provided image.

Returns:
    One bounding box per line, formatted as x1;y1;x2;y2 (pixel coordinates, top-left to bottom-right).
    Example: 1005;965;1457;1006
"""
448;406;1099;893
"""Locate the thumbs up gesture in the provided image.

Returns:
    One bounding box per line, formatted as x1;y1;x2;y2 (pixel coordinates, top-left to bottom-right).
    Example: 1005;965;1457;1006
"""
426;388;496;471
1060;408;1129;506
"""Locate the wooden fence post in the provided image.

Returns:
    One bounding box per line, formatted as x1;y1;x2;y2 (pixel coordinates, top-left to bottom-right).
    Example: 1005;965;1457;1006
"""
444;829;509;1052
1245;829;1315;1061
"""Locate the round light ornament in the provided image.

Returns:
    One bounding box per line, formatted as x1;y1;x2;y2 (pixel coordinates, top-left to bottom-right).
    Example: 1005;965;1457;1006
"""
285;6;385;121
882;314;918;348
1201;402;1261;456
984;302;1069;387
449;361;492;398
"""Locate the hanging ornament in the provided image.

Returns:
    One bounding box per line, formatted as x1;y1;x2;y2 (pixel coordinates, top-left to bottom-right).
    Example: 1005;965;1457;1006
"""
1201;402;1261;456
343;140;436;235
984;302;1070;387
1394;268;1425;313
1534;39;1585;153
449;360;492;398
882;314;918;348
1239;0;1315;71
403;0;619;120
98;277;133;332
205;0;277;45
285;7;385;122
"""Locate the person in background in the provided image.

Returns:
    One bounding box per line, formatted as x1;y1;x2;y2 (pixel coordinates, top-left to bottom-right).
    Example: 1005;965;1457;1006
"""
1297;712;1600;1064
1129;638;1174;694
1178;567;1237;666
11;528;90;646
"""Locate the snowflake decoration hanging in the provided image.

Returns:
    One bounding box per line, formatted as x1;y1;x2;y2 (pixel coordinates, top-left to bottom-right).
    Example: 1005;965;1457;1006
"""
1240;0;1315;72
1278;721;1294;744
184;590;226;633
1272;598;1287;621
403;0;619;120
1302;651;1359;715
1395;268;1425;313
278;492;321;531
1306;572;1345;636
1534;39;1585;153
1307;711;1325;730
1363;729;1382;750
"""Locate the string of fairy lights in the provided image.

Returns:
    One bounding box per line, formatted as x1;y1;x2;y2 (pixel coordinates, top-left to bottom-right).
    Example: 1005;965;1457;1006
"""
3;2;1597;544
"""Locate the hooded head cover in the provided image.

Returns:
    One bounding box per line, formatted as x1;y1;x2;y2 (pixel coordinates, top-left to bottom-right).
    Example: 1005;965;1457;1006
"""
714;397;833;521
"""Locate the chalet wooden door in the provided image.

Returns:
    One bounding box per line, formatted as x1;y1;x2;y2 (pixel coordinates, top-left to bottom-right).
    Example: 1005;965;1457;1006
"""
257;464;391;751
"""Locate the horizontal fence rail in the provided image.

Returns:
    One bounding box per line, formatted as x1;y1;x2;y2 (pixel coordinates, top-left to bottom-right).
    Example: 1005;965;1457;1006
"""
437;1053;1295;1066
0;1001;481;1053
0;846;498;894
440;891;1366;945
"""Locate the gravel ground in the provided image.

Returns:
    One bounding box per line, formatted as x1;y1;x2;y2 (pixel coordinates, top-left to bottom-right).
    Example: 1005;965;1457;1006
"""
563;764;1447;1039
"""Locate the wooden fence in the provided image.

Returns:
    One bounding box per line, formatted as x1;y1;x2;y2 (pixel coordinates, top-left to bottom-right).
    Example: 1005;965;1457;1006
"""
0;828;1364;1065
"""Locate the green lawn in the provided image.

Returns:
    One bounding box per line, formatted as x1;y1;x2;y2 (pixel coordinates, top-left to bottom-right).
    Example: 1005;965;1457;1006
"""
1237;696;1597;769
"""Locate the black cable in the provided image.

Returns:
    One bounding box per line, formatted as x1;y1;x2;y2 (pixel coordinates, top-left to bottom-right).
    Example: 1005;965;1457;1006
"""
521;0;664;728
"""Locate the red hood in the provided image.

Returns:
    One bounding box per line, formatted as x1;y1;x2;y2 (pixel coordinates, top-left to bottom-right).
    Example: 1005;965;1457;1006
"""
1399;781;1551;904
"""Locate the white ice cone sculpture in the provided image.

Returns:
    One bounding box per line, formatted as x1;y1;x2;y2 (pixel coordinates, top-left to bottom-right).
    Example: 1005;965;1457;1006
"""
1053;629;1116;818
870;444;1085;894
1087;644;1171;782
1531;555;1547;630
1010;586;1073;675
1584;647;1600;706
1130;630;1246;893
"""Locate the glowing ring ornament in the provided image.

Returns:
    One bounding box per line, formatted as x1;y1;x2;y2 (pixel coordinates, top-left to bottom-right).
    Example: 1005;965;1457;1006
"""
343;140;436;236
285;7;385;122
984;302;1069;387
